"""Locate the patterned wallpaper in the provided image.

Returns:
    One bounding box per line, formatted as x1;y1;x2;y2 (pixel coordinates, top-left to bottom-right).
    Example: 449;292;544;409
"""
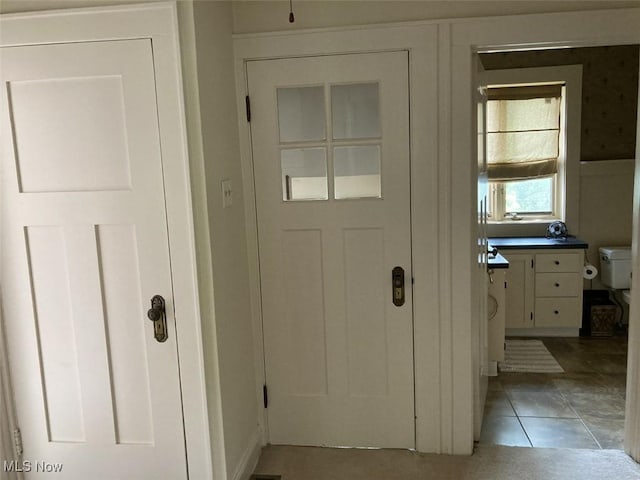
480;45;639;161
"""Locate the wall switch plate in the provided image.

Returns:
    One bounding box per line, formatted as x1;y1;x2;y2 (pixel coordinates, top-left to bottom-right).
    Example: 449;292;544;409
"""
221;179;232;208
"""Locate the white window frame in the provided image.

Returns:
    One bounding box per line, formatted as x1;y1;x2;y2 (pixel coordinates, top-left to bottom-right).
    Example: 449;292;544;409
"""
489;174;559;221
484;65;582;235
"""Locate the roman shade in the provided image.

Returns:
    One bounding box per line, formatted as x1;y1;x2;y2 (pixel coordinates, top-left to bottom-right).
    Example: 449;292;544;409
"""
487;84;562;181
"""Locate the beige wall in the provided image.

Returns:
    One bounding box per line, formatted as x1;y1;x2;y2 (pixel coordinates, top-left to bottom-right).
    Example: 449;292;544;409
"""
231;0;640;34
580;161;635;290
191;1;259;478
481;46;639;162
3;0;638;19
0;308;19;480
0;0;160;13
174;2;235;479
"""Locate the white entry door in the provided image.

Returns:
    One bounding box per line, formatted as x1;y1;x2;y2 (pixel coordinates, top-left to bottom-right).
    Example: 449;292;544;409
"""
247;51;414;448
0;39;187;478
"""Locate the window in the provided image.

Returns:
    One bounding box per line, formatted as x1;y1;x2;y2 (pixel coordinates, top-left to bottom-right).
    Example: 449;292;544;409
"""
483;65;582;233
276;82;382;201
487;83;564;222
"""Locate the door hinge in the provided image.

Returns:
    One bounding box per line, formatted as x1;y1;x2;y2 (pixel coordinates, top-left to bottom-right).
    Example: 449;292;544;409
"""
13;428;23;457
245;96;251;122
263;384;268;409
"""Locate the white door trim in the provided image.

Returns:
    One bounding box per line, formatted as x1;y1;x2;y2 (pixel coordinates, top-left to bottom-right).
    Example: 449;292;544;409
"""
627;46;640;461
234;23;441;453
0;298;21;480
0;3;213;477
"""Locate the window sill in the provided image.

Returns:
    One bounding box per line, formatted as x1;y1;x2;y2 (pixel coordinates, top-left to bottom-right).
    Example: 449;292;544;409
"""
488;218;560;225
487;218;566;238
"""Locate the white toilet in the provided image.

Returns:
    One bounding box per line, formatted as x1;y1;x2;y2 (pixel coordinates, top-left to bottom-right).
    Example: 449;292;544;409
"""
599;246;632;303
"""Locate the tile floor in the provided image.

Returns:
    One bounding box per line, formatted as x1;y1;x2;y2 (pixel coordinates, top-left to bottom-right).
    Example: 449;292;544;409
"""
480;334;628;450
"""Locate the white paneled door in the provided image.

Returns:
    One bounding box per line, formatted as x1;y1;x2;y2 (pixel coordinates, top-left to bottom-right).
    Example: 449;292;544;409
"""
247;52;414;448
0;39;187;478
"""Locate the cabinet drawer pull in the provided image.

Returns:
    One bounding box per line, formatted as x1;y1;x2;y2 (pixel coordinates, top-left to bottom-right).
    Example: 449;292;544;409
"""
555;282;560;287
554;310;559;314
555;260;560;265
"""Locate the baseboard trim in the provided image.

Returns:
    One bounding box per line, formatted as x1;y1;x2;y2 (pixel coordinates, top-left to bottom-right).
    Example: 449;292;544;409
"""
232;427;264;480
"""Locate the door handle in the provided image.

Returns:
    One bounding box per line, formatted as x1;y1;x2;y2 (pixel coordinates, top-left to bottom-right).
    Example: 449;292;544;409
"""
392;266;405;306
147;295;168;343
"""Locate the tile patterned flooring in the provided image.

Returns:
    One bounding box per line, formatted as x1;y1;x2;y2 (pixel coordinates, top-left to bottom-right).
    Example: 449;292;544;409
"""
480;334;628;450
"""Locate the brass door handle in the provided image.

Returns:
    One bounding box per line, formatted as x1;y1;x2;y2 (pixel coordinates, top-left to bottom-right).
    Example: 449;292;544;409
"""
392;266;405;307
147;295;168;343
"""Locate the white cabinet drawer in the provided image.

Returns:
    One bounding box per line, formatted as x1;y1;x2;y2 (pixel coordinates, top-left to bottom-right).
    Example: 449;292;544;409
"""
535;297;581;327
535;272;582;297
535;252;582;273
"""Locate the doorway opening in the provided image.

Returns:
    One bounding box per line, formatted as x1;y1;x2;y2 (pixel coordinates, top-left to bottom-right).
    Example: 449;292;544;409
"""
478;44;639;451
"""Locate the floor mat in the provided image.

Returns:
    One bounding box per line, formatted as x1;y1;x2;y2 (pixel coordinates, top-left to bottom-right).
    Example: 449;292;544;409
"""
499;339;564;373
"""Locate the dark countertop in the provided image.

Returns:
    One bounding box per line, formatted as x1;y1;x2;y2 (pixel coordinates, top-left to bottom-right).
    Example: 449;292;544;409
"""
488;252;509;269
489;236;588;250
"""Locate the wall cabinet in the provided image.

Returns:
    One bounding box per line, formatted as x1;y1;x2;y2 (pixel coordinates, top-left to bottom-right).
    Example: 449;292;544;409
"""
504;249;584;334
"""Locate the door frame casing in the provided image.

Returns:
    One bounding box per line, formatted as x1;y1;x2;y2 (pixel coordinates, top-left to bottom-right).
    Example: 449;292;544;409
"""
0;298;21;480
234;24;442;452
0;3;214;477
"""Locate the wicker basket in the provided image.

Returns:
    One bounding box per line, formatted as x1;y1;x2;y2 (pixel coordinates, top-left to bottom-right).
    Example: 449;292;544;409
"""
590;305;617;337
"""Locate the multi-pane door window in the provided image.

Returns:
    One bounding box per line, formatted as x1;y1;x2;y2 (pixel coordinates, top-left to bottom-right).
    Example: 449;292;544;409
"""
487;83;564;221
276;83;382;201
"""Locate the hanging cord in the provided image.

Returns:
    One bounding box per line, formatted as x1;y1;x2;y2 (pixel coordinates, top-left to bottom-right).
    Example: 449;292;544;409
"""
289;0;295;23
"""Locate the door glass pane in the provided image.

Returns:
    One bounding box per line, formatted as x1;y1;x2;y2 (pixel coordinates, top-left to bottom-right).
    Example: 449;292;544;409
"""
331;83;380;140
281;148;328;201
333;146;381;199
505;177;553;213
277;86;325;142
